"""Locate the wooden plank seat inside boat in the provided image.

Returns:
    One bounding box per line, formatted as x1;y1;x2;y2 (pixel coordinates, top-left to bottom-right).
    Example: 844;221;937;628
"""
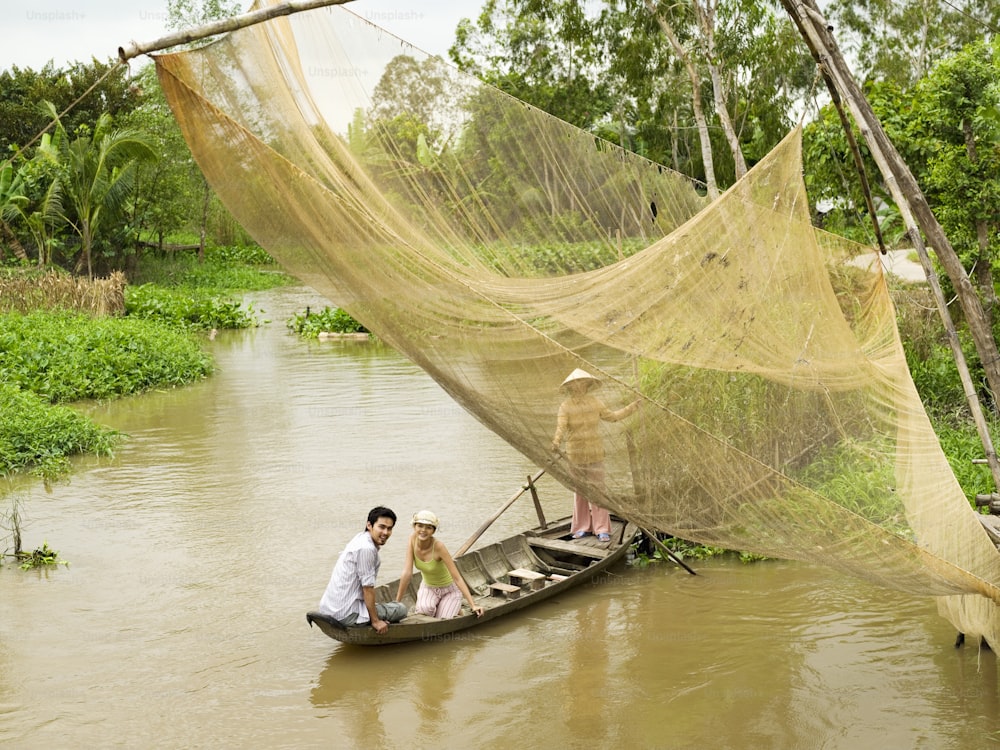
489;581;521;599
507;568;546;590
526;536;611;560
499;535;548;572
467;544;521;588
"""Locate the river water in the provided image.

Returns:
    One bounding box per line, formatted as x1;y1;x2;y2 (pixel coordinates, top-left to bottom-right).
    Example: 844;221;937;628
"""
1;286;998;749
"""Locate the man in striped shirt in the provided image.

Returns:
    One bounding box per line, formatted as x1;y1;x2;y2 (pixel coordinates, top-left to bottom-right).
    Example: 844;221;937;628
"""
318;506;408;633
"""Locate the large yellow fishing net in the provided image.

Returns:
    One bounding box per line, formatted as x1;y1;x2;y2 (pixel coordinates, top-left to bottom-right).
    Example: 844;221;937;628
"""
155;2;1000;646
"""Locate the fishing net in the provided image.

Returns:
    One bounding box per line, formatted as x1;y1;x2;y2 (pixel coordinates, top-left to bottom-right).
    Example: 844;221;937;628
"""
154;1;1000;646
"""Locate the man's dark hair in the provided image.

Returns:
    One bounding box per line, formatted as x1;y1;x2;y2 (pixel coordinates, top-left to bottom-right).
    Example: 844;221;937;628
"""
367;506;396;528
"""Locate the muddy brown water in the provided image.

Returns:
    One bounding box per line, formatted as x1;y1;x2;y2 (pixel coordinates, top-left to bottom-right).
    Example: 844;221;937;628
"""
1;286;998;748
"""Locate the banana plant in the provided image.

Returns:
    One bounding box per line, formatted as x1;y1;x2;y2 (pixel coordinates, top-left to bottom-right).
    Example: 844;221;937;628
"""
0;159;29;261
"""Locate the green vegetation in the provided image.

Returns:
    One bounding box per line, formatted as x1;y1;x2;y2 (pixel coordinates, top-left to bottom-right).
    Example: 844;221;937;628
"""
628;536;766;568
0;382;119;478
127;245;292;329
631;537;724;568
126;284;257;330
132;243;283;286
287;305;368;338
0;311;213;403
15;541;69;570
901;303;1000;505
473;239;646;276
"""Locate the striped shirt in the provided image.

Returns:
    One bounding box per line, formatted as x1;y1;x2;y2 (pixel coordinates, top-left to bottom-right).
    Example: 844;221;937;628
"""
318;530;380;623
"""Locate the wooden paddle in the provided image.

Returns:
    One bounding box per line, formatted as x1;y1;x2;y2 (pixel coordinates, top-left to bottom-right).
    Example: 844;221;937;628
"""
456;467;548;556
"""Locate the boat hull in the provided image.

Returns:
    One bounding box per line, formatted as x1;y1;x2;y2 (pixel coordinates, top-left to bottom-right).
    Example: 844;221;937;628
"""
307;516;638;645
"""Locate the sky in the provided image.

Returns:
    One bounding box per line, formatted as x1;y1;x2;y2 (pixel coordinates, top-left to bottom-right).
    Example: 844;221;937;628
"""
1;0;472;71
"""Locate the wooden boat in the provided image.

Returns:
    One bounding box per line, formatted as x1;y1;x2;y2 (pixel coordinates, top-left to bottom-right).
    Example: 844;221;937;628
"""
306;515;639;646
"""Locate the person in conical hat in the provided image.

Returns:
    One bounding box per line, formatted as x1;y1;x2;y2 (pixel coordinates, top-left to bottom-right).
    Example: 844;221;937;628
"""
560;368;601;390
552;368;639;543
394;510;484;619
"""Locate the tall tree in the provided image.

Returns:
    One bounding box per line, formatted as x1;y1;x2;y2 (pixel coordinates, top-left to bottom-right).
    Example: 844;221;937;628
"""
641;0;721;196
0;60;140;157
905;40;1000;328
597;5;699;172
369;55;467;156
166;0;243;30
454;0;810;192
826;0;1000;87
20;135;64;267
120;66;203;252
0;159;29;261
165;0;243;259
451;0;613;130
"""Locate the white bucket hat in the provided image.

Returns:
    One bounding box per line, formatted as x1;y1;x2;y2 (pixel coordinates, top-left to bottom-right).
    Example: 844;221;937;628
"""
412;510;439;529
560;368;601;390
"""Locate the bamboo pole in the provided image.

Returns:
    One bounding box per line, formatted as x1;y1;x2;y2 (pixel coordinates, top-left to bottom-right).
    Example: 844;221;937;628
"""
526;473;548;529
118;0;355;61
781;0;1000;493
456;468;548;556
639;527;697;575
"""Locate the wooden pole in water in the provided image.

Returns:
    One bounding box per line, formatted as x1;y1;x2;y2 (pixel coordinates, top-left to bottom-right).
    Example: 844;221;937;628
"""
118;0;356;61
639;527;697;575
526;474;548;529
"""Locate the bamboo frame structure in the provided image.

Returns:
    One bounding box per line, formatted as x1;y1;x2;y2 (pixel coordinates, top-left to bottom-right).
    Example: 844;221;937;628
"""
781;0;1000;494
117;0;355;62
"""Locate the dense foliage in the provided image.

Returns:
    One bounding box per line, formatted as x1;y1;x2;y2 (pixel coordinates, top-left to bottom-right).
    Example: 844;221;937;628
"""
0;61;252;276
0;59;139;157
125;244;293;329
0;310;213;403
0;381;119;478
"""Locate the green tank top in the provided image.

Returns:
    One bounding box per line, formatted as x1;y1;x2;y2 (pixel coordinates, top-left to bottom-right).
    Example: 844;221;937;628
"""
413;542;454;587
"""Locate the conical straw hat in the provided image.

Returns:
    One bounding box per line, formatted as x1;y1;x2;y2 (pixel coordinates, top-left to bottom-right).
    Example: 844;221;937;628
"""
560;368;601;390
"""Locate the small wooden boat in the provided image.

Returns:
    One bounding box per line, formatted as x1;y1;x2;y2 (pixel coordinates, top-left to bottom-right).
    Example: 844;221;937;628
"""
306;515;639;645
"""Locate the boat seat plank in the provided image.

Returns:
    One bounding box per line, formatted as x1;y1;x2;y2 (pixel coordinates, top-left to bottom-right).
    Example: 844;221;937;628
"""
507;567;545;580
473;546;516;581
527;537;609;559
489;582;521;599
508;568;546;590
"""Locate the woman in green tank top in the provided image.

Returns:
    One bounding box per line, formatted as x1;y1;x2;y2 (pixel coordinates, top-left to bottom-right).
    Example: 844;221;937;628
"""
394;510;484;619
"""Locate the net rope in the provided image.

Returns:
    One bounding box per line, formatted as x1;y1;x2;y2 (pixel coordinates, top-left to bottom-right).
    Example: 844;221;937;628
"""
154;1;1000;645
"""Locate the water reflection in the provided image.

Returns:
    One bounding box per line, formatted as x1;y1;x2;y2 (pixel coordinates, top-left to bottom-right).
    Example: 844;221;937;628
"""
562;594;612;742
311;648;393;747
311;634;487;747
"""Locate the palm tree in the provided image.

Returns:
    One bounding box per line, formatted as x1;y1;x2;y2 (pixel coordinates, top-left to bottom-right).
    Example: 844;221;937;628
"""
45;103;157;278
